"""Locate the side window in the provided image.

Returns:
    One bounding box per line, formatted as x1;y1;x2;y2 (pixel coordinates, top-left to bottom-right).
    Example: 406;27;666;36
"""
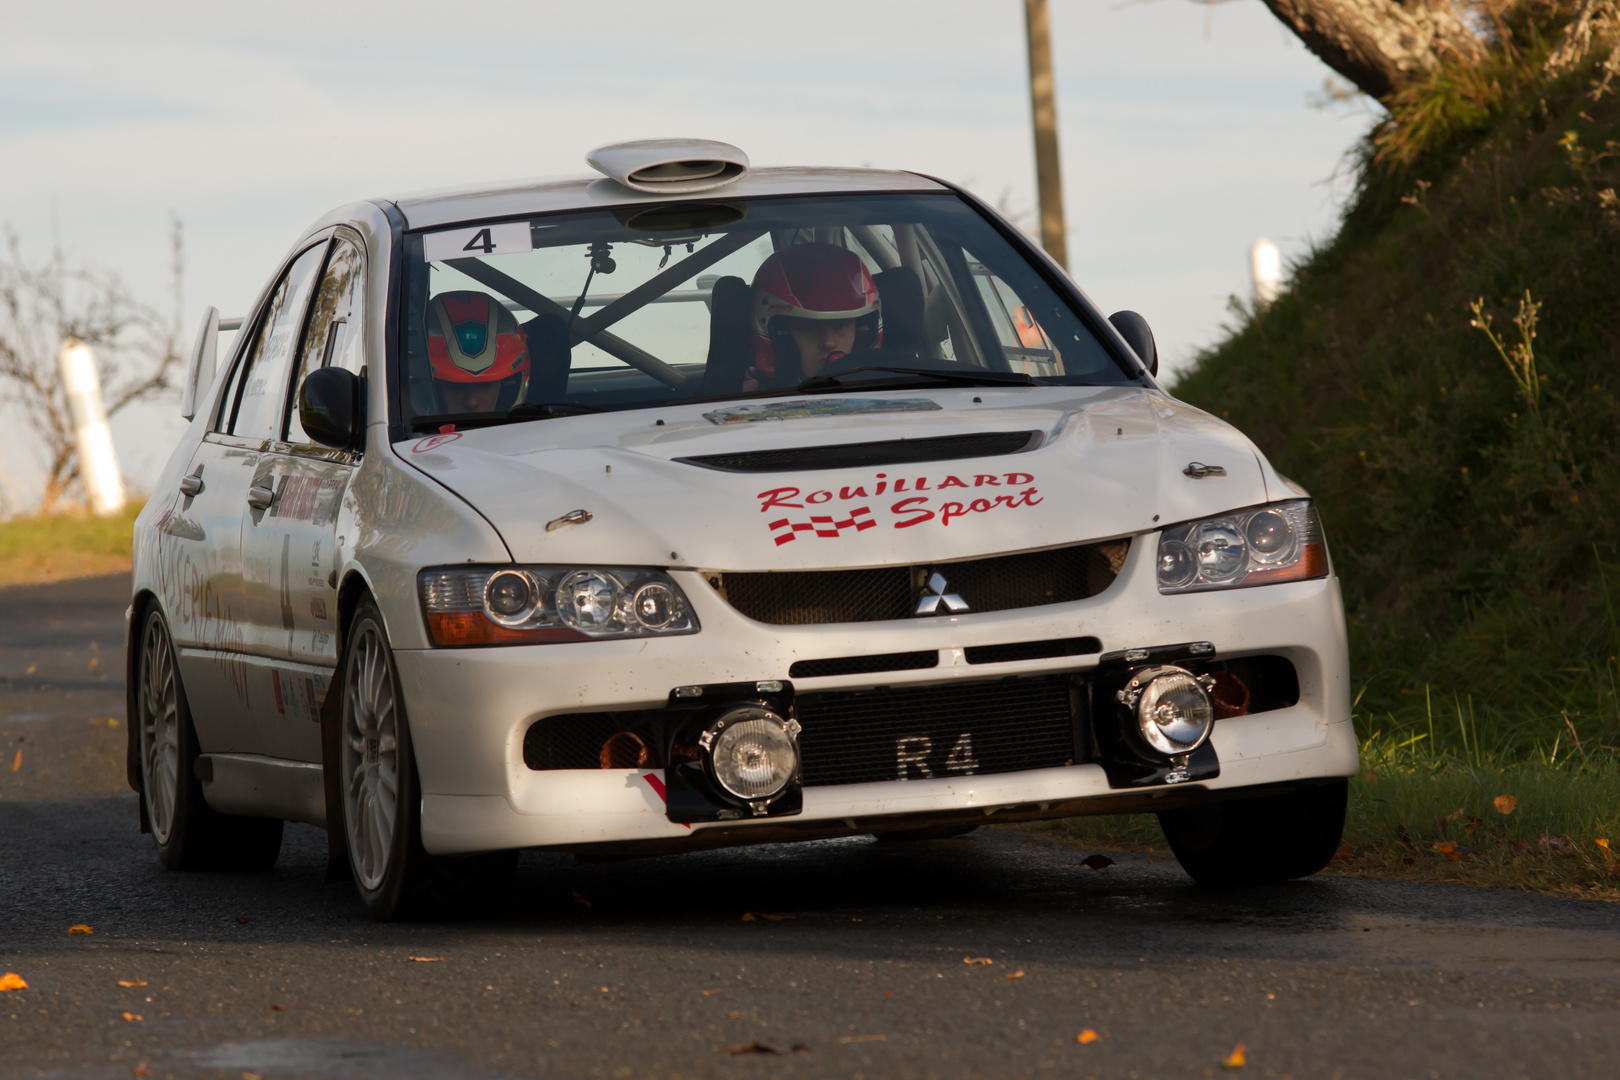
224;242;328;440
968;258;1064;377
286;236;366;444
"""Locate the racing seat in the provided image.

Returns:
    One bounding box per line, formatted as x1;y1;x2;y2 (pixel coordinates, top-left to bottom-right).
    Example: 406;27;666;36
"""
873;267;925;359
521;312;571;402
698;275;754;395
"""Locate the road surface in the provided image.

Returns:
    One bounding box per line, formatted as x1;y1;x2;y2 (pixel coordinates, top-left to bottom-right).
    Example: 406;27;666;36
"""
2;574;1617;1078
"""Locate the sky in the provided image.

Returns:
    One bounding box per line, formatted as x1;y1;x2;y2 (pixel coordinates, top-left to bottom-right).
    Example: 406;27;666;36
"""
0;0;1374;512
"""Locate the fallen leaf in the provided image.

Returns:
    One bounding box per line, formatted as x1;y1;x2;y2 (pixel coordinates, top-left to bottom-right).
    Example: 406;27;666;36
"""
1221;1043;1246;1069
963;957;993;965
0;973;26;991
1596;838;1612;858
1539;835;1567;851
1364;770;1379;784
235;916;252;925
122;1011;142;1022
23;665;34;676
68;925;92;935
87;657;99;672
243;1073;264;1080
701;989;721;996
837;1034;887;1043
407;956;444;962
571;889;592;910
758;913;795;921
741;912;757;921
1080;854;1115;870
10;748;19;772
1462;815;1484;836
117;980;146;988
791;1043;810;1053
1004;971;1025;980
725;1041;781;1054
1331;842;1352;861
728;1010;743;1018
1402;856;1416;866
1432;841;1468;862
600;986;610;993
267;1004;293;1011
1077;1029;1100;1044
1445;807;1467;823
1493;794;1518;815
132;1064;151;1076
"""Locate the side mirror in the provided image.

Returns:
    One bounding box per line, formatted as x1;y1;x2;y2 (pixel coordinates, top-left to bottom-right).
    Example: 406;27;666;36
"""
180;307;219;421
1108;310;1158;378
299;366;364;449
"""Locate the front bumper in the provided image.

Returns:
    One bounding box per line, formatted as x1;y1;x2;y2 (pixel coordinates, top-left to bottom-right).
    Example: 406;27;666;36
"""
394;542;1356;855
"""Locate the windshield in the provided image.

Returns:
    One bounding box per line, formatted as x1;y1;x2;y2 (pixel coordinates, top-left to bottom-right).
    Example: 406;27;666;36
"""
396;193;1135;432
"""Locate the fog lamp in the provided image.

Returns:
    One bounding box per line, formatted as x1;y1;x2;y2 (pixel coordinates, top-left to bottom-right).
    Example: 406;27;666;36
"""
1116;665;1216;757
699;707;801;806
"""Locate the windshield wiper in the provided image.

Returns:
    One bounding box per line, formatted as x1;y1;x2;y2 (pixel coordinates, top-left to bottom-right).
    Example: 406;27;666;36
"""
798;366;1036;393
507;402;604;419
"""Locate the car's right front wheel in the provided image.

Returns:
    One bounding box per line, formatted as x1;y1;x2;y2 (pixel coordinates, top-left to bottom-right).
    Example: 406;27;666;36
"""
338;598;513;920
1157;779;1348;885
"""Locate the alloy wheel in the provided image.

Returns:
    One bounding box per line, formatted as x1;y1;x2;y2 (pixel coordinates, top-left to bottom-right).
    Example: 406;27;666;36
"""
341;620;400;891
139;614;181;844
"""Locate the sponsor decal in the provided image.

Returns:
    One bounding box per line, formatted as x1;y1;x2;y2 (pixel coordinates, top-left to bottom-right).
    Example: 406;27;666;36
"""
411;432;462;452
703;397;940;425
757;471;1042;539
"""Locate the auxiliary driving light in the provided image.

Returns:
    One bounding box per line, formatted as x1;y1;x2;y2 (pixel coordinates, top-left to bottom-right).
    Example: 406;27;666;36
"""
698;707;801;806
1116;665;1216;757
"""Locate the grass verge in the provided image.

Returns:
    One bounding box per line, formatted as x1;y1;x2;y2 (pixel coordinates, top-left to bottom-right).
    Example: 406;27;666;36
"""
0;502;141;587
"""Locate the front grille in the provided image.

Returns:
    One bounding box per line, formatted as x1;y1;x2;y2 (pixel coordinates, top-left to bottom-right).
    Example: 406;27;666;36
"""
788;650;939;679
795;677;1079;786
964;636;1102;665
676;431;1041;473
713;541;1123;625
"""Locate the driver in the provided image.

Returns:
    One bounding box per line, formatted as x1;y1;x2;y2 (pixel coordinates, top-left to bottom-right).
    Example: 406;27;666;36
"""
427;290;530;414
748;243;880;388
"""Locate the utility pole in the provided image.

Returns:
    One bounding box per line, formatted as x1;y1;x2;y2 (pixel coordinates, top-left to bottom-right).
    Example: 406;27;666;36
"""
1024;0;1067;269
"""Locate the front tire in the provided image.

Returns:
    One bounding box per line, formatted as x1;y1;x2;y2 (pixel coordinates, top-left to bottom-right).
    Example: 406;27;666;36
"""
339;599;513;921
136;608;283;870
1157;779;1348;885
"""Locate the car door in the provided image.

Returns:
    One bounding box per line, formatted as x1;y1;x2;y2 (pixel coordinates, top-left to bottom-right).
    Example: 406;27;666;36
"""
238;233;366;761
172;239;329;755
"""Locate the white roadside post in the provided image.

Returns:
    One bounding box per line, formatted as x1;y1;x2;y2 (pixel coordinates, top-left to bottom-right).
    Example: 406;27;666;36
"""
1250;238;1281;310
57;338;126;517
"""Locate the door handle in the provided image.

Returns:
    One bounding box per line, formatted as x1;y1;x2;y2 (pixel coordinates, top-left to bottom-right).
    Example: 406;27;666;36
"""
246;484;275;511
178;473;205;498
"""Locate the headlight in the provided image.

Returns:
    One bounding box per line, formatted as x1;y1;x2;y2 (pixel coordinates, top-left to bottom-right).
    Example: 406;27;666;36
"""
418;566;699;646
1156;499;1327;593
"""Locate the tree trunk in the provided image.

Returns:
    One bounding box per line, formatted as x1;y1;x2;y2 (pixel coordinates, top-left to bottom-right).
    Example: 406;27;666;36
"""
1260;0;1489;100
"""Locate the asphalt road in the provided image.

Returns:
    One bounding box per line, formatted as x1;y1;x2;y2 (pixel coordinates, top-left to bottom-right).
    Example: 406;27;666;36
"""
3;574;1618;1080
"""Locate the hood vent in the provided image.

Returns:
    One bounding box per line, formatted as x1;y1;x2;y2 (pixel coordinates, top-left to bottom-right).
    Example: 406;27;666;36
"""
675;431;1042;473
586;139;749;194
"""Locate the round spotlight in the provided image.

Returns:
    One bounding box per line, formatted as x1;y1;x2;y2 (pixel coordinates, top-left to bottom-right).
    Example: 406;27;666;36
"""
1117;665;1215;757
1244;509;1294;562
556;570;621;630
631;582;682;629
1195;522;1246;583
700;707;800;802
484;569;539;627
1156;539;1197;589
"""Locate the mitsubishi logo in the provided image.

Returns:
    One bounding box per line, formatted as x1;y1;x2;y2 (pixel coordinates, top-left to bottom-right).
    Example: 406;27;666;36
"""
915;572;970;616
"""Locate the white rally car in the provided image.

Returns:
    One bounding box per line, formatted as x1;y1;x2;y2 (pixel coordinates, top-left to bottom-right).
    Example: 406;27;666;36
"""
128;139;1356;919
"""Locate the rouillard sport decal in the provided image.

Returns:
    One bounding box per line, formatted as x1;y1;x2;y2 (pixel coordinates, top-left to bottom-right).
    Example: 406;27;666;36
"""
759;471;1042;544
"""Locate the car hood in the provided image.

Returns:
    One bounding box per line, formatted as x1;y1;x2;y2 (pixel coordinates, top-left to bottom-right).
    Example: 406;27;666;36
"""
398;387;1270;571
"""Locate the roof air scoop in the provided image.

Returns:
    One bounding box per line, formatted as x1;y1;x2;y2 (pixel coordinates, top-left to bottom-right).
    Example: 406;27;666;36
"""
586;139;749;194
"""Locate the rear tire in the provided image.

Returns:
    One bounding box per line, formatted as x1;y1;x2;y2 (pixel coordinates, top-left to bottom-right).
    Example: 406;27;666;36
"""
136;608;283;871
1157;779;1348;885
339;599;514;921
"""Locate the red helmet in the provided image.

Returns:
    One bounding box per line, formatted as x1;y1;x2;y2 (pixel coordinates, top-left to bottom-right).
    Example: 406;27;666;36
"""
751;244;880;375
427;291;530;385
